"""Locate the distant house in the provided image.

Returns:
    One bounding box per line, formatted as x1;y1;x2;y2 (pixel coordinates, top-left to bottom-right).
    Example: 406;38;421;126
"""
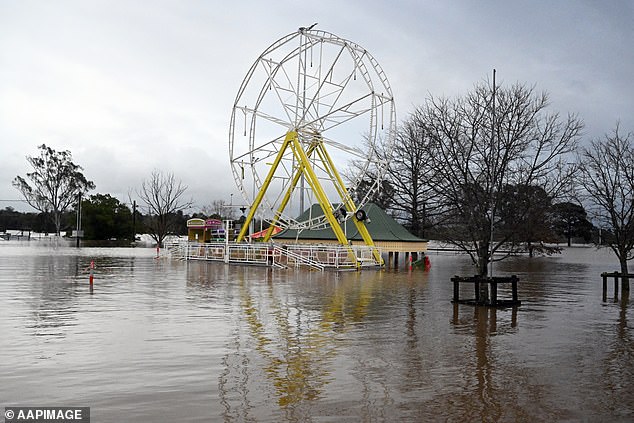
273;203;428;256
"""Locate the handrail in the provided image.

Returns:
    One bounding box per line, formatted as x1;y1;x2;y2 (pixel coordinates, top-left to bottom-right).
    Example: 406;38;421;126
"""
272;246;325;271
165;241;383;270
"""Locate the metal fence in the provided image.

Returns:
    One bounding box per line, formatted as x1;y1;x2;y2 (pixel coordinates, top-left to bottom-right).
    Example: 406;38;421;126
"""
165;240;382;270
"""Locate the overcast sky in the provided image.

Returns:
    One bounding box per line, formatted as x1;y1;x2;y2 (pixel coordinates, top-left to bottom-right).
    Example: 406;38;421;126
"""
1;0;633;213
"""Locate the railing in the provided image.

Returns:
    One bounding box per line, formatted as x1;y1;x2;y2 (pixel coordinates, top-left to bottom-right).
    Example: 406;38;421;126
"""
164;240;383;270
273;246;325;271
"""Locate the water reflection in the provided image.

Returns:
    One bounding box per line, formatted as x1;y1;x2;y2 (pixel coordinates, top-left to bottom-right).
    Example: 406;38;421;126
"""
25;255;83;340
448;304;522;422
451;304;518;335
216;269;389;421
601;291;634;418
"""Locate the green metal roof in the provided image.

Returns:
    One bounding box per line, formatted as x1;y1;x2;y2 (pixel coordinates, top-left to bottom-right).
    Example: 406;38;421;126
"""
274;203;426;242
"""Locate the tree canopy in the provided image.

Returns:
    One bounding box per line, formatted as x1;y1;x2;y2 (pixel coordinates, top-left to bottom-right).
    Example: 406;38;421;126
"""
13;144;95;235
550;202;593;246
81;194;134;241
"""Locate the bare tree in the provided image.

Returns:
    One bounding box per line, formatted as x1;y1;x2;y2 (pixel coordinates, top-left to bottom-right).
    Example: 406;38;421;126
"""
385;111;442;238
347;120;439;239
579;124;634;290
13;144;95;235
420;80;583;276
344;136;396;215
137;170;192;247
201;199;236;220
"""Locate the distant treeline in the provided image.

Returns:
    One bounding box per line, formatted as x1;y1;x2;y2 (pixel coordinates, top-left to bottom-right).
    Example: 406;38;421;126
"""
0;193;231;241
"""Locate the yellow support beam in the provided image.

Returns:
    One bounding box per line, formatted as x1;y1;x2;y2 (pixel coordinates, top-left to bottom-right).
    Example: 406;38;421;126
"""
263;141;319;242
316;142;384;266
237;130;381;268
288;134;351;248
236;132;295;242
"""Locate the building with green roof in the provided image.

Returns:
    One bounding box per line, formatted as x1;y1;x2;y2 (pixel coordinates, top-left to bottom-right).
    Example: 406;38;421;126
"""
274;203;428;259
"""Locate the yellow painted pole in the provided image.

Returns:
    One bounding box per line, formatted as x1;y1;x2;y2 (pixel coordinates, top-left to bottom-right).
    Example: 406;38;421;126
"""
236;132;295;242
289;135;351;248
263;141;319;242
317;142;384;266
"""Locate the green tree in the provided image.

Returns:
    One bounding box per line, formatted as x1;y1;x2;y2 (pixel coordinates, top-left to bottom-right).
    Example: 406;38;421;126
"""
13;144;95;235
0;207;23;232
551;202;593;246
82;194;133;240
497;185;560;257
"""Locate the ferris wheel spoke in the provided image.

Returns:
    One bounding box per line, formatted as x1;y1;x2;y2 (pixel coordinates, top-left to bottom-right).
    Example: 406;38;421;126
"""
319;135;367;159
232;133;286;164
261;38;325;128
270;58;315;124
303;92;375;132
298;43;347;123
237;105;293;130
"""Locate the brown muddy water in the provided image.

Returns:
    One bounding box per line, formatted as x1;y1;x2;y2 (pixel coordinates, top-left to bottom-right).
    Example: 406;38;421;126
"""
0;243;632;422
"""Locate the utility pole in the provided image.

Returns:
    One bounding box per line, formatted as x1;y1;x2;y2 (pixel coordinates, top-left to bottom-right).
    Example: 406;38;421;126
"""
489;68;496;278
75;192;82;248
132;200;137;242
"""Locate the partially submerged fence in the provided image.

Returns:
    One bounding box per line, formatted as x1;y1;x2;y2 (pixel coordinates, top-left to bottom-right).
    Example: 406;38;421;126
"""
165;240;382;270
601;272;632;300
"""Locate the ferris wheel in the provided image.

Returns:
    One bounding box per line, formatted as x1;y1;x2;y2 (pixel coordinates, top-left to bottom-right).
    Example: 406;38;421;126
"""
229;26;396;243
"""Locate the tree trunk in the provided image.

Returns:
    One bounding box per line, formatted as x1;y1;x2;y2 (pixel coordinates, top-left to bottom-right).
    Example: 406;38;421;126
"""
477;244;490;302
54;210;62;236
620;259;630;291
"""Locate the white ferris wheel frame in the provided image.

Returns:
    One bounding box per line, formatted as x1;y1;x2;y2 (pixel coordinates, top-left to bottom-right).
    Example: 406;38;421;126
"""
229;27;396;230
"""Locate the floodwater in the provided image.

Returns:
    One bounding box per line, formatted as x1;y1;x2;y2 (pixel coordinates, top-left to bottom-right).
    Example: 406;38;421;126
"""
0;242;632;422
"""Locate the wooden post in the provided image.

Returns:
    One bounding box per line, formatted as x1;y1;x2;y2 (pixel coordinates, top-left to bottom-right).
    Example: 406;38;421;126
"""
511;275;518;303
453;277;460;302
394;252;399;269
474;276;480;303
602;272;608;299
388;252;393;269
614;274;619;299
